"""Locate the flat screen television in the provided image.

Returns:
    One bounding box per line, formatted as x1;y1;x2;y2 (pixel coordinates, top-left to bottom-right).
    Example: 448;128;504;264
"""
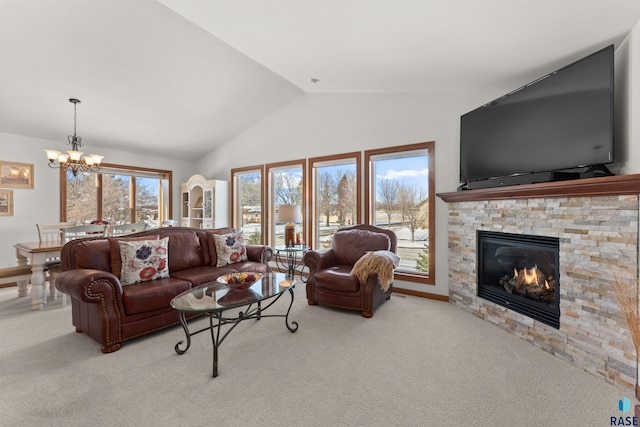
459;44;614;190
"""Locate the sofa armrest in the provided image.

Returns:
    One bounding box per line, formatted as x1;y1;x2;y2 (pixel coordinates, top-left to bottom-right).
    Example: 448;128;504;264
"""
303;248;337;274
56;269;123;304
246;245;273;264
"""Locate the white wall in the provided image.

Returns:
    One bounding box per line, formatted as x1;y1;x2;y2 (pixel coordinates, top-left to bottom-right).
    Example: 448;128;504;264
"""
0;132;195;267
617;20;640;174
195;92;498;296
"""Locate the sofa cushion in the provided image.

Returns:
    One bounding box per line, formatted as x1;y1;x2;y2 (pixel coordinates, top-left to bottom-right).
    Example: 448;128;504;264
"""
122;276;192;315
331;229;391;265
314;266;360;292
64;239;112;271
118;237;170;286
171;266;237;287
166;231;207;272
109;235;159;278
212;231;248;267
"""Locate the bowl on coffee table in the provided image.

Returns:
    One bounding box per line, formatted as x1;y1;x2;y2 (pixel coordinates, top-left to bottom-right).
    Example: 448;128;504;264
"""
216;272;263;291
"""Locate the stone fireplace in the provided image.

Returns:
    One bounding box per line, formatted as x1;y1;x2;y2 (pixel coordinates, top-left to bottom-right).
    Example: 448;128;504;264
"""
438;175;640;392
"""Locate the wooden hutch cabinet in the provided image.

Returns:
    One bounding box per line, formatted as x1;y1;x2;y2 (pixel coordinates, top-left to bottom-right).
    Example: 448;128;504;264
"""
179;174;229;229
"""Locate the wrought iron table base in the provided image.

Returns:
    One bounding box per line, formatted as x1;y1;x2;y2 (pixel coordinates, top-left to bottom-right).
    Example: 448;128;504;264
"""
174;288;298;377
275;246;308;282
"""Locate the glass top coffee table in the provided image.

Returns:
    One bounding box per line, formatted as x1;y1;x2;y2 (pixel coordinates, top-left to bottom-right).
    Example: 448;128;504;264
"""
170;272;298;377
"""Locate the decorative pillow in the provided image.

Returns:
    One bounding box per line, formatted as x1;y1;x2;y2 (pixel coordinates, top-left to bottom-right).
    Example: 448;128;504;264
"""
213;232;248;267
118;237;169;286
109;235;159;278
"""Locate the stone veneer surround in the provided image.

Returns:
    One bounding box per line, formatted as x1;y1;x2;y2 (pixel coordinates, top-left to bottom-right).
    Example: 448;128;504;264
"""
438;177;640;392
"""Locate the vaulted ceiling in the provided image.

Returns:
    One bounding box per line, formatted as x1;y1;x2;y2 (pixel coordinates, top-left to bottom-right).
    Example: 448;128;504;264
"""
2;0;640;160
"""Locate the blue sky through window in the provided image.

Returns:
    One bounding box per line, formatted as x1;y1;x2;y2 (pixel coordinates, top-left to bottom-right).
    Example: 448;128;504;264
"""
375;155;429;199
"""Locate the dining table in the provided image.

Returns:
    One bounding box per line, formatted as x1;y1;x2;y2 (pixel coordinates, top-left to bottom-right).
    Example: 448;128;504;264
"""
14;240;64;310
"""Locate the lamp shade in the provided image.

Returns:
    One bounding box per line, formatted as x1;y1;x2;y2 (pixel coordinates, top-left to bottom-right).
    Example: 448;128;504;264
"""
278;205;301;224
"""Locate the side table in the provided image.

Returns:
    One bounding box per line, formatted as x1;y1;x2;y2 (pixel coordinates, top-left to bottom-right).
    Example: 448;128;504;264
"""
274;245;308;280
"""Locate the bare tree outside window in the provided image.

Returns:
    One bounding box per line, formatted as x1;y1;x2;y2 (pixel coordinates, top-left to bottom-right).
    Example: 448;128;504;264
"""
274;170;302;206
135;177;160;225
317;171;334;227
237;171;262;244
376;178;398;226
397;183;427;242
312;161;358;249
335;170;355;226
65;171;97;223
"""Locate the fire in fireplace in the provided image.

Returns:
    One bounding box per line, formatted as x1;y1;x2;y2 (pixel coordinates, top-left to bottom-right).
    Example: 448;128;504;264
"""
477;231;560;328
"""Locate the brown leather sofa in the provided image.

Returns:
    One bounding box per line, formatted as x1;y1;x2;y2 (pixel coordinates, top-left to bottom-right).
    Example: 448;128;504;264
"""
55;227;272;353
304;224;397;318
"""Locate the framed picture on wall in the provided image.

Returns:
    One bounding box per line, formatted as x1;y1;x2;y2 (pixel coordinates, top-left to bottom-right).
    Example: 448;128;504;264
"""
0;161;34;188
0;189;13;216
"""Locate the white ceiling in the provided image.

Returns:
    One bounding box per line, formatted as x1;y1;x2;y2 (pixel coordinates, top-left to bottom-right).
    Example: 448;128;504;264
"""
2;0;640;161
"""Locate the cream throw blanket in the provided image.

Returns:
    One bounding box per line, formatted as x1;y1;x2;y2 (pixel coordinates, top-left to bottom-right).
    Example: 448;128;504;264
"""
350;250;400;291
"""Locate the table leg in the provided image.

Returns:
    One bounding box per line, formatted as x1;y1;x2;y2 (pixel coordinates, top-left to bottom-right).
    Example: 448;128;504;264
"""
29;264;47;311
285;251;297;279
49;271;58;300
174;312;191;354
285;288;299;332
15;254;29;298
210;315;220;377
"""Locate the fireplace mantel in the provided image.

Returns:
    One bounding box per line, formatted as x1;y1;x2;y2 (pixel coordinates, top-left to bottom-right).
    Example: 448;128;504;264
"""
437;173;640;203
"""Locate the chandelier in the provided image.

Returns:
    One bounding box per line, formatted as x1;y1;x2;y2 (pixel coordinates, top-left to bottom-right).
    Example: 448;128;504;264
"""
44;98;104;176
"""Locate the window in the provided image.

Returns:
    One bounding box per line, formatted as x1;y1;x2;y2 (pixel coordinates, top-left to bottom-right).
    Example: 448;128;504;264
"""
308;152;360;250
365;142;435;284
231;165;264;244
61;163;172;227
266;160;306;247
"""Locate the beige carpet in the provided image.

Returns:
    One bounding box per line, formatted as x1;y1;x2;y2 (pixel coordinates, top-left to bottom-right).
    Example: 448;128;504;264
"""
0;284;634;426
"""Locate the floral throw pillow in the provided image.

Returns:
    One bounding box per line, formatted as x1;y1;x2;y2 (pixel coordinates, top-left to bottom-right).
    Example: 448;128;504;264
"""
213;232;248;267
118;237;169;286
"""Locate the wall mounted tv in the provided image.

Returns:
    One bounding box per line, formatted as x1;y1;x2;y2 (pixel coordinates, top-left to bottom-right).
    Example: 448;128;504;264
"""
459;44;614;190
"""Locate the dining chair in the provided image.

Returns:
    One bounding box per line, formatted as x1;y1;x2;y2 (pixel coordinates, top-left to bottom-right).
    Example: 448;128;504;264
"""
37;221;76;243
111;223;147;236
62;224;108;243
36;221;76;302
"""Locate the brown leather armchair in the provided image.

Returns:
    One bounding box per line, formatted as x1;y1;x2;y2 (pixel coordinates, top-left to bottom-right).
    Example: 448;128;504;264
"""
303;224;397;318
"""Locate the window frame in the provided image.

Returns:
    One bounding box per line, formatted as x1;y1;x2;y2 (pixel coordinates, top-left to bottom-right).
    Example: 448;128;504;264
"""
307;152;361;250
265;159;307;248
231;164;266;244
364;141;435;285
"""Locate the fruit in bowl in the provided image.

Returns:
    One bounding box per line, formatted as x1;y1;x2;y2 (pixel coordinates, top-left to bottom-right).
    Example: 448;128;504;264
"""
216;272;263;290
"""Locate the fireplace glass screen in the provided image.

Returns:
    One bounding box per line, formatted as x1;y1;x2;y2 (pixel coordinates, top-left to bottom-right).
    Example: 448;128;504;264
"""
477;231;560;328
